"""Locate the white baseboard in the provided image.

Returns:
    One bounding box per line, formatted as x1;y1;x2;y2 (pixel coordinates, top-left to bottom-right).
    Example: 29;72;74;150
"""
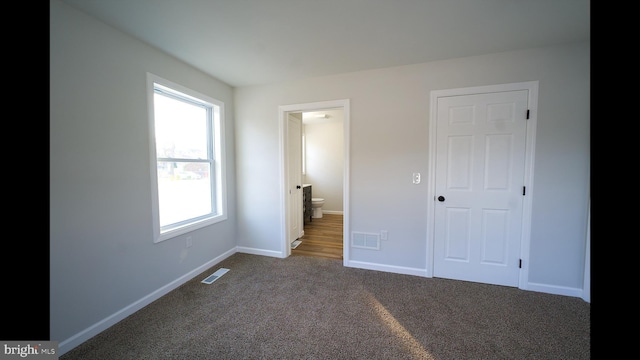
524;282;585;299
345;260;586;300
58;247;588;356
236;246;283;258
58;248;236;356
345;259;428;277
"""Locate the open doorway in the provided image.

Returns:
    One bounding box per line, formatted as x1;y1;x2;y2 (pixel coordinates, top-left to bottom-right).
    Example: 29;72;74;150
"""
278;99;350;265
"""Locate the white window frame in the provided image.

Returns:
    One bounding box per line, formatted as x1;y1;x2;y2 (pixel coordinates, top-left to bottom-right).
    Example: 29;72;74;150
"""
146;73;227;243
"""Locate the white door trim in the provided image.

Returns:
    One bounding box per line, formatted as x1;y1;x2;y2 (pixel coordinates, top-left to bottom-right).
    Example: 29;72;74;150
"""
278;99;350;264
426;81;538;290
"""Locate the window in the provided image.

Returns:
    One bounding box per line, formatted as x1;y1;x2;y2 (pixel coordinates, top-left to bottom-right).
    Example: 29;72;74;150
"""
147;73;227;243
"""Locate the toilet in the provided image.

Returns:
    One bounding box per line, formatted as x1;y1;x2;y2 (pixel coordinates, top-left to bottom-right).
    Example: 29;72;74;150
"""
311;198;325;218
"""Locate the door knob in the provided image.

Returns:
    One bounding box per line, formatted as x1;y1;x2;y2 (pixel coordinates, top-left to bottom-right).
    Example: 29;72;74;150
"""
296;185;301;189
437;196;445;202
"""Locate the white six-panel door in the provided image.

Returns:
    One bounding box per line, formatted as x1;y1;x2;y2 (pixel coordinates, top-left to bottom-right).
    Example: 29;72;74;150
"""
433;89;529;287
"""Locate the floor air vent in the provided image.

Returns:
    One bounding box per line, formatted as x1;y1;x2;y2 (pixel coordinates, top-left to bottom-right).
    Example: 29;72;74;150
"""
351;232;380;250
201;268;229;284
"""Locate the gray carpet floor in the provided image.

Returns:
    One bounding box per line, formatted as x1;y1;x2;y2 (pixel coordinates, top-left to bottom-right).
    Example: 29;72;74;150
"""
61;253;590;359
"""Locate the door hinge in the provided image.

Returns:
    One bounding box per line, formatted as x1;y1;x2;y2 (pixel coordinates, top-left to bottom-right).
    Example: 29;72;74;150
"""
519;259;522;268
522;186;526;196
526;109;530;119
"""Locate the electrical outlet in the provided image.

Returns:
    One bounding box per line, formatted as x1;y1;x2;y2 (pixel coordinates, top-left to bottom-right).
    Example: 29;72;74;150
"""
186;236;193;248
380;230;388;240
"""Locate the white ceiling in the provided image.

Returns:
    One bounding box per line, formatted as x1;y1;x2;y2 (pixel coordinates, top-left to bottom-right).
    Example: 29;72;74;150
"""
58;0;590;88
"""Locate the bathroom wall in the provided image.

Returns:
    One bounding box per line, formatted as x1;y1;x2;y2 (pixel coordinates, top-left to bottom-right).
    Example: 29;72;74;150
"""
303;112;344;213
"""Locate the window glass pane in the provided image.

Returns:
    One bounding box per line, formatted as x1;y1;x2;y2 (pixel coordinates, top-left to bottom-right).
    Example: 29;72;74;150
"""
154;93;208;159
149;73;226;242
157;161;212;227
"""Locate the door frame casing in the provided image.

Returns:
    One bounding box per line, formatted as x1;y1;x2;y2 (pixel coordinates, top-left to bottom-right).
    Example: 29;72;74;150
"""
278;99;350;263
426;81;538;290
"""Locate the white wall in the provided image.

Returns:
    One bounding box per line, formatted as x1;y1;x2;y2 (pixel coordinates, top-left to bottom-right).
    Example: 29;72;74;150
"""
304;119;344;213
235;42;590;294
50;0;237;353
50;0;590;353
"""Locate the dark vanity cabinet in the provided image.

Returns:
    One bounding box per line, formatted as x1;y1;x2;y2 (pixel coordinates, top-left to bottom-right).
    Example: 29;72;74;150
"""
303;185;312;223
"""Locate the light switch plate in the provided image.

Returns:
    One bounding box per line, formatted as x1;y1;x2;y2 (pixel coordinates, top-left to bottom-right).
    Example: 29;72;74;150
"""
412;172;421;184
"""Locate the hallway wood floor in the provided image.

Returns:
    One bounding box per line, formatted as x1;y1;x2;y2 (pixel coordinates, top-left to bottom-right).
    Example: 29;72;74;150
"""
292;213;343;260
